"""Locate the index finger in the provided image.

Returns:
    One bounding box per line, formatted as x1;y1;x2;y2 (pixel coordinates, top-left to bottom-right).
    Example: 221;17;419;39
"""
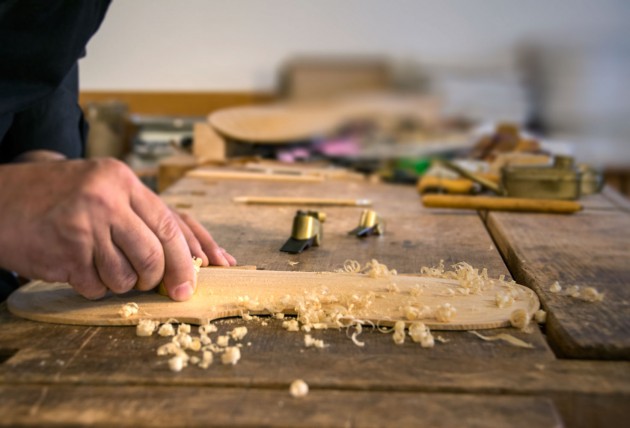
131;185;195;301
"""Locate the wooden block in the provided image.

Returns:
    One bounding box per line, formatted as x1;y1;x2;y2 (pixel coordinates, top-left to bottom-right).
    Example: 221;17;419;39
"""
193;122;225;162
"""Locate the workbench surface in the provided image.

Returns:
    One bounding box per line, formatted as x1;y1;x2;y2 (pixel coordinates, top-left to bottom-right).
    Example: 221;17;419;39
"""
1;173;628;427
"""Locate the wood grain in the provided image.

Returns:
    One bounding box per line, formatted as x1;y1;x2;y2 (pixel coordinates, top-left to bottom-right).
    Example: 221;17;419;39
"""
7;269;538;329
485;209;630;359
0;385;563;428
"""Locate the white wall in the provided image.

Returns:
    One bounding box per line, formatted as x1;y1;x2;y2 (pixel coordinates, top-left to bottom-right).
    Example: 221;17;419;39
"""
80;0;629;92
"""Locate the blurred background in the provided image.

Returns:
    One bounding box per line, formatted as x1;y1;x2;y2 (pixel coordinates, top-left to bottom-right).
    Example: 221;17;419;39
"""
78;0;630;195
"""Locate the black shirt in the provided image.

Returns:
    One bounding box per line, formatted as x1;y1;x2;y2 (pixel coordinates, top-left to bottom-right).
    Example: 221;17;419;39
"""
0;0;110;161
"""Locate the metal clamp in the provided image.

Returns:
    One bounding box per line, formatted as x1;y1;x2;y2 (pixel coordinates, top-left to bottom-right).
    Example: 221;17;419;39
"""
280;210;326;254
348;209;383;238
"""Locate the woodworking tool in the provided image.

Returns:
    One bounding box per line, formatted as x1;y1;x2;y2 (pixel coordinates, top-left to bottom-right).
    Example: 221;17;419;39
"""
280;210;326;254
348;209;383;237
439;156;602;200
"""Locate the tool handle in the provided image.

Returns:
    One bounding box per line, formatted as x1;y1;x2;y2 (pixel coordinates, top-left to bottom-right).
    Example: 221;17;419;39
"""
422;194;582;214
233;196;372;206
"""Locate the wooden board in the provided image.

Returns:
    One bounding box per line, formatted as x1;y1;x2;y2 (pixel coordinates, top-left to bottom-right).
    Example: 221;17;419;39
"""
8;268;538;329
485;209;630;360
0;385;563;428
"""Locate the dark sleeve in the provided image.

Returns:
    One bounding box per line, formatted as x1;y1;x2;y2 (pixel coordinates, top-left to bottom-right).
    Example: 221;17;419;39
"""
0;0;111;115
0;63;87;162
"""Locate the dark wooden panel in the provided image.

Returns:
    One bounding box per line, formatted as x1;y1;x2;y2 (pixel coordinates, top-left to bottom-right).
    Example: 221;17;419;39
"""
486;209;630;359
0;385;563;428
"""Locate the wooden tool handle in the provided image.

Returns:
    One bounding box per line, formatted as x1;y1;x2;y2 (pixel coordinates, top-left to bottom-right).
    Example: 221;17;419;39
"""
233;196;372;206
422;194;582;214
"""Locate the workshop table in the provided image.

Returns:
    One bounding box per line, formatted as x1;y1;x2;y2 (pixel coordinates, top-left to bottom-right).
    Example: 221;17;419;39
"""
1;172;628;427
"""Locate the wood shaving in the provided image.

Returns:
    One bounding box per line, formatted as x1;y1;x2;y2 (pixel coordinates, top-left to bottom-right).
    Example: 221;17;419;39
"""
192;256;203;272
495;292;514;308
434;303;457;322
288;261;299;266
435;335;449;344
549;281;562;293
509;309;530;331
229;327;248;341
177;323;191;334
282;319;300;332
136;319;158;337
336;259;362;273
118;302;139;319
350;323;365;347
199;323;218;335
157;342;179;356
304;334;326;349
392;320;406;345
576;287;605;302
534;309;547;324
469;331;534;349
565;285;581;298
173;332;193;349
168;355;185;372
221;347;241;365
386;282;400;293
199;351;213;369
158;322;175;337
216;335;230;347
290;379;309;398
408;322;434;348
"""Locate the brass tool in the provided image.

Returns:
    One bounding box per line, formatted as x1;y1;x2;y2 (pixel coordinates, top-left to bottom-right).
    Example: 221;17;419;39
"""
348;209;384;237
280;210;326;254
439;156;603;200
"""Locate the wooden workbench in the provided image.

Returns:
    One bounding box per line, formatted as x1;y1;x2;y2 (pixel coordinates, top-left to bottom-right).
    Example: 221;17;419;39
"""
0;172;628;427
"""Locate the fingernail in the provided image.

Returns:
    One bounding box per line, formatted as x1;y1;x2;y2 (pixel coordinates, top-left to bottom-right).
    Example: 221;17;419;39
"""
172;281;194;301
215;249;230;267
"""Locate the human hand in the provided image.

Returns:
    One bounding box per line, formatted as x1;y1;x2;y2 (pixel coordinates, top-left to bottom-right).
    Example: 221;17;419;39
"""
0;158;236;301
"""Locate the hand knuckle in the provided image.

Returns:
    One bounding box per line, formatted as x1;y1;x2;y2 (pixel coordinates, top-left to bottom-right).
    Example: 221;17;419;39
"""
156;213;181;242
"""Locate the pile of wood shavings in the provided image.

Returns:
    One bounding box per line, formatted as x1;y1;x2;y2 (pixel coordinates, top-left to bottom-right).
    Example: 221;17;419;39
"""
136;319;249;371
548;281;605;302
136;259;546;371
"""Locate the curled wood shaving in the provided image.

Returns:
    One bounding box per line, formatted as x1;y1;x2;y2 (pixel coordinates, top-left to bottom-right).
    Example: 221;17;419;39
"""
468;331;534;349
221;347;241;365
229;327;248;341
434;303;457;323
158;323;175;337
509;309;530;331
136;319;158;337
118;302;139;319
576;287;605;302
290;379;309;398
549;281;562;293
349;323;365;347
392;321;406;345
